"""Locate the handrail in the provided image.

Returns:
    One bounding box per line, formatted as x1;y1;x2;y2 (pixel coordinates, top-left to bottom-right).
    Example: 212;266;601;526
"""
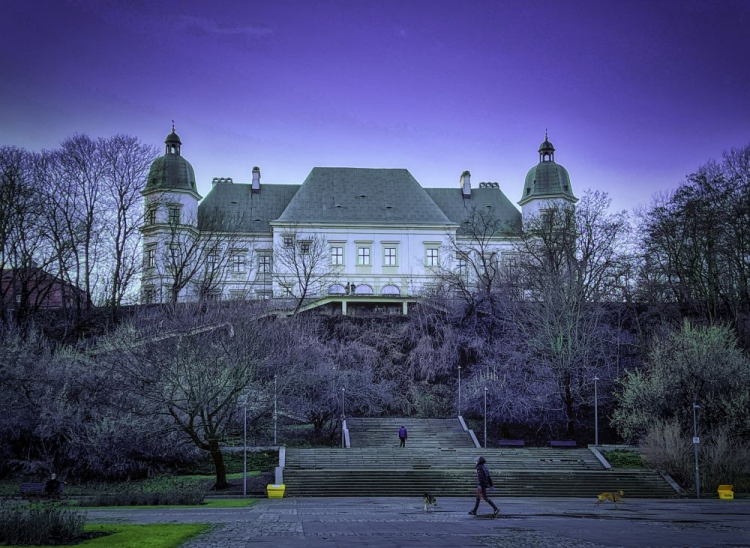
588;445;612;470
275;446;285;485
458;415;480;448
342;420;351;448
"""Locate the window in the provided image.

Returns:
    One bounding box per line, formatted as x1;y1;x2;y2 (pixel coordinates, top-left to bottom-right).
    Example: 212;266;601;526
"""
384;247;397;266
232;254;245;273
168;206;180;225
331;246;344;265
381;285;400;296
328;284;346;295
146;207;157;225
207;253;219;270
143;287;156;304
358;247;371;266
146;247;156;268
300;241;311;255
354;284;373;295
258;255;271;279
283;236;294;248
426;248;439;266
457;256;468;277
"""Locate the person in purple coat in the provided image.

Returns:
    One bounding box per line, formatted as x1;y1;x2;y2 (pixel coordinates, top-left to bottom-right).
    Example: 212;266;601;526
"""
398;425;407;448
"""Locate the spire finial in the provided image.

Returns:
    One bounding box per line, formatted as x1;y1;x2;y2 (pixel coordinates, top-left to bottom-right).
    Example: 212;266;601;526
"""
545;128;548;141
171;120;175;133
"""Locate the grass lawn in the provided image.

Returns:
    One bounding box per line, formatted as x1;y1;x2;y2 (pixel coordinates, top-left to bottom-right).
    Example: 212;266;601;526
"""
0;523;208;548
602;450;644;468
75;498;256;510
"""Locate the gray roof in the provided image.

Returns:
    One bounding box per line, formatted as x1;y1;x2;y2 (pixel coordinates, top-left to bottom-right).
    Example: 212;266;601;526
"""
199;182;300;233
145;154;199;195
519;161;576;204
424;187;522;236
275;168;455;226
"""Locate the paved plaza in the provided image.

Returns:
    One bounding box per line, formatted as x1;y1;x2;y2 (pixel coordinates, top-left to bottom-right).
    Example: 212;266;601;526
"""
85;497;750;547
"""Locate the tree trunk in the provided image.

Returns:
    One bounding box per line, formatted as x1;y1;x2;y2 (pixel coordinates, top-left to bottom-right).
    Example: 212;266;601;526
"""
563;372;575;437
209;442;228;490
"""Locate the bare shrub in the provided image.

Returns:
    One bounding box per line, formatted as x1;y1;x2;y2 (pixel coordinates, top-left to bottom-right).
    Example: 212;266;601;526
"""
701;429;750;492
641;419;750;493
0;502;85;545
87;482;205;507
640;419;692;486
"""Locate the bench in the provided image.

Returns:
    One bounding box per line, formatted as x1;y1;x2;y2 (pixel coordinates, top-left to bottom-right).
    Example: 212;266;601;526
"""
498;440;525;447
20;482;64;498
549;441;577;448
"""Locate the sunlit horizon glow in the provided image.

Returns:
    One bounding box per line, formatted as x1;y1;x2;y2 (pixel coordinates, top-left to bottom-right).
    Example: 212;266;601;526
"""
1;0;748;213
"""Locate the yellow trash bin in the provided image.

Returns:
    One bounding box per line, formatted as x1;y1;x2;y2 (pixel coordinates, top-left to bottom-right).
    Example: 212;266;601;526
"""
267;484;286;498
717;485;734;500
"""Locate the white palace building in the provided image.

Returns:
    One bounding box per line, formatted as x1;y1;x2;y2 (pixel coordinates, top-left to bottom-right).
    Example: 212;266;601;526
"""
140;128;577;314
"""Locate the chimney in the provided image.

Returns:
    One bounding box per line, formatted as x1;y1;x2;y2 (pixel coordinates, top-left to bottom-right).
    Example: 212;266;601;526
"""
252;166;261;193
460;170;471;198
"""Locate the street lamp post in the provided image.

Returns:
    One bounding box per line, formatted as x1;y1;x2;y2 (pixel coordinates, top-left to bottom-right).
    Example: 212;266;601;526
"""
242;397;247;498
341;387;346;449
273;375;278;446
594;376;599;446
483;387;488;449
693;402;701;499
458;366;462;417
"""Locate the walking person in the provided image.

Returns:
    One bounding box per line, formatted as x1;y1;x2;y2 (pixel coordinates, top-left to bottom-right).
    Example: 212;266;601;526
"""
468;456;499;517
398;425;407;448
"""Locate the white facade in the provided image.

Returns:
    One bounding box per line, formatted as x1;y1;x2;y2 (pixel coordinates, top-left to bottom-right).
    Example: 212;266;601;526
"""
140;132;576;307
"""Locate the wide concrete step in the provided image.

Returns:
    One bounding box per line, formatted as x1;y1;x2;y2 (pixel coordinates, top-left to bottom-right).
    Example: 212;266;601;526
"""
285;448;604;471
283;469;677;498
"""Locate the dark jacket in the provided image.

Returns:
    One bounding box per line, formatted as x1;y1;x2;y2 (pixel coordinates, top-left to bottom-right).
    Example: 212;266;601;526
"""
476;461;493;489
398;426;407;439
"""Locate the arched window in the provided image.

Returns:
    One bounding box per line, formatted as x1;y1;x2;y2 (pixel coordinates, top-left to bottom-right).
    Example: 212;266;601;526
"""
328;284;346;295
381;285;400;296
354;284;373;295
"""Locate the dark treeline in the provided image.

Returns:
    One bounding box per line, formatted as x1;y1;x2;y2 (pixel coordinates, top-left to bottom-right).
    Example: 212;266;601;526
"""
1;138;749;492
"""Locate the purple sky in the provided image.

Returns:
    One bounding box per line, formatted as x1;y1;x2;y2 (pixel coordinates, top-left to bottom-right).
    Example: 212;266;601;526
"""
1;0;749;212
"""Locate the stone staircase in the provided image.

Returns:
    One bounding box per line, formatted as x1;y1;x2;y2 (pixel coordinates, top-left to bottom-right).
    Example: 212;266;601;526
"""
282;418;679;498
345;417;476;449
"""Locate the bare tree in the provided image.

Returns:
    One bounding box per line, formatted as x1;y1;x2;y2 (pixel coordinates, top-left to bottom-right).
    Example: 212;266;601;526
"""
272;229;335;315
45;135;108;311
511;190;630;436
106;305;274;489
639;144;750;337
0;147;58;324
99;135;158;312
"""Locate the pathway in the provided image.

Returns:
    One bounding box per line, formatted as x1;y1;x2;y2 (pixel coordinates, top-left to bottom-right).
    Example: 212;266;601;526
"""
85;497;750;547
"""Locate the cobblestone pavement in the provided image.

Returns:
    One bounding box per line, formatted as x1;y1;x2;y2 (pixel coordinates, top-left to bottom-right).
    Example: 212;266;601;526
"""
86;497;750;547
